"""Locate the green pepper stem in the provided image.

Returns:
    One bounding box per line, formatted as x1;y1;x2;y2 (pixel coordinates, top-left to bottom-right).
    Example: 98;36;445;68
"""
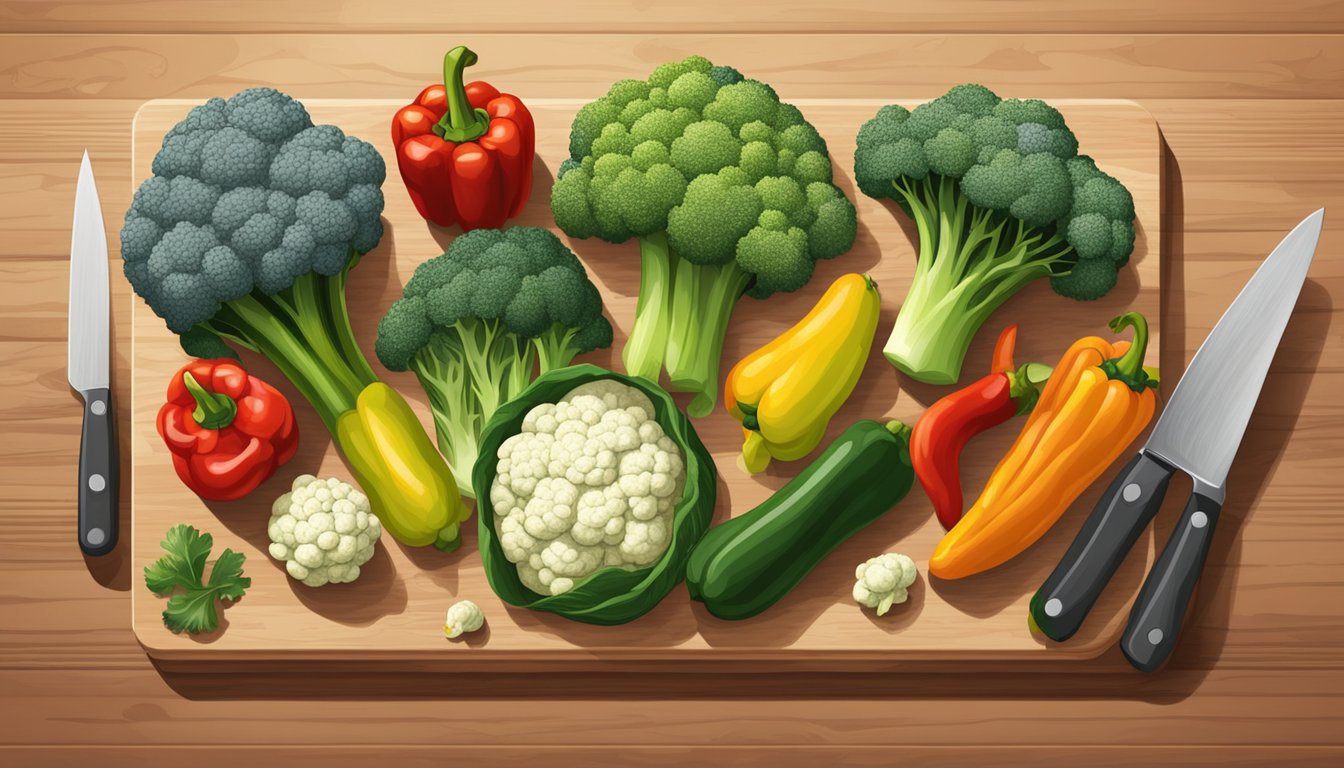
1007;362;1053;415
182;371;237;430
435;46;491;143
884;420;912;442
1101;312;1156;392
1109;312;1149;378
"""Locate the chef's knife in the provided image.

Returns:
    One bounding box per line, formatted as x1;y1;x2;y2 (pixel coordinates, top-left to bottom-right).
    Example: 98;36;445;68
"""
68;151;118;557
1030;209;1323;671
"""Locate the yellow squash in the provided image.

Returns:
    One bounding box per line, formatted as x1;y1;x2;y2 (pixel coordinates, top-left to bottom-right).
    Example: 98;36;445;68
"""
725;273;881;473
336;382;471;550
929;312;1158;580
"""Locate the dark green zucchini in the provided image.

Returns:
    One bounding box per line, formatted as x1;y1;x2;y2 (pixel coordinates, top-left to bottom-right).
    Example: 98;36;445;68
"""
686;419;914;620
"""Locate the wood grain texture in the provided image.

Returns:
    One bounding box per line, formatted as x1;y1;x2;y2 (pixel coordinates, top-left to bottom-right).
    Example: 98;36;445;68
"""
5;0;1344;33
5;34;1344;100
126;98;1160;665
2;5;1344;764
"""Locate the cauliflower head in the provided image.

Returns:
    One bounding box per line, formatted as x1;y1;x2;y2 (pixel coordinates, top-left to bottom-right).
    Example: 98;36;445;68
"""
444;600;486;639
490;380;688;596
267;475;381;587
853;552;918;616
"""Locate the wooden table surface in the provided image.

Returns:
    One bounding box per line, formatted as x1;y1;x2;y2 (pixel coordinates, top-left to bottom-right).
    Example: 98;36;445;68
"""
1;2;1342;765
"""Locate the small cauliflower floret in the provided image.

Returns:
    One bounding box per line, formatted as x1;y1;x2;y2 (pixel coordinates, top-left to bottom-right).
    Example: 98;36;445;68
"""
267;475;380;587
491;380;686;596
444;600;485;639
853;552;919;616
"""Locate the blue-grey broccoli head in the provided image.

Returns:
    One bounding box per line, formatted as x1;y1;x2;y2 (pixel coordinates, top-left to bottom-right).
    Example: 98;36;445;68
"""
120;88;386;332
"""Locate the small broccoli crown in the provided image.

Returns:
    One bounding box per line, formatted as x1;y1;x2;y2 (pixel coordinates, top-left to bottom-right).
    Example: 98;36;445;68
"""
552;55;857;295
374;296;434;371
1062;155;1137;262
121;87;386;332
375;227;611;370
1051;256;1119;300
961;149;1073;228
854;82;1082;206
1043;153;1135;297
855;83;1136;299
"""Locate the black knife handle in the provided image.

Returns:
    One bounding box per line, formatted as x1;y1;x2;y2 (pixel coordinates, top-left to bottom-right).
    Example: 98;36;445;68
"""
77;387;118;556
1030;452;1175;642
1121;489;1222;672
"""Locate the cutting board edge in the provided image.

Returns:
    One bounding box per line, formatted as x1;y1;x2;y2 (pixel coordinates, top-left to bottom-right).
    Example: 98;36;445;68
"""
128;97;1162;667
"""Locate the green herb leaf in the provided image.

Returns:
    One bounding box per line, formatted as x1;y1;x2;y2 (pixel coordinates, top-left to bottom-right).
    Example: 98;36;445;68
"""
144;525;250;635
143;524;212;594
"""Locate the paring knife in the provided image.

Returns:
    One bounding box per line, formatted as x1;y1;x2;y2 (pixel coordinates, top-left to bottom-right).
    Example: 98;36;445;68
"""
68;151;119;557
1030;209;1323;672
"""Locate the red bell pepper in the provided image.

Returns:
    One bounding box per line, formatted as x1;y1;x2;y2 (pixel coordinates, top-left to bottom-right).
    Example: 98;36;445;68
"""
910;326;1051;531
391;45;535;231
156;359;299;502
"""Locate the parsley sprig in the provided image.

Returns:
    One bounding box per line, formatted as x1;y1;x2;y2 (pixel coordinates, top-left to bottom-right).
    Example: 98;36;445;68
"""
144;524;250;634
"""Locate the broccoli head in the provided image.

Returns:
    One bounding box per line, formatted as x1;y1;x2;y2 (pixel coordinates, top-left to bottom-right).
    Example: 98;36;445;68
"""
376;227;613;497
121;87;388;425
121;88;470;551
854;83;1136;384
550;55;857;416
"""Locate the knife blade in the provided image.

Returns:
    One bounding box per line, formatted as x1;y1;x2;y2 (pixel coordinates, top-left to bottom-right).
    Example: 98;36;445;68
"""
1030;209;1323;670
68;151;118;557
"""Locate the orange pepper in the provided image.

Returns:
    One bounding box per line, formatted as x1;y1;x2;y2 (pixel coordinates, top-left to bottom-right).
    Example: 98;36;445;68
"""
929;312;1158;580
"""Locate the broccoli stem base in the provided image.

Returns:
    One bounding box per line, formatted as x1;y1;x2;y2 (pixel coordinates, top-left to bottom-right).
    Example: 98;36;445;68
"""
200;266;376;432
664;257;752;418
413;355;481;500
623;233;675;382
884;175;1071;385
411;319;553;499
621;233;751;418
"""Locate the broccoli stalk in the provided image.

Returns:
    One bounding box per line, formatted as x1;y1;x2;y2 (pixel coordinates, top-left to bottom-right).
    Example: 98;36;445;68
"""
663;255;753;412
195;260;376;432
551;56;858;416
882;177;1074;380
376;227;613;498
855;85;1137;384
623;233;675;382
623;233;752;413
408;325;529;500
122;88;469;550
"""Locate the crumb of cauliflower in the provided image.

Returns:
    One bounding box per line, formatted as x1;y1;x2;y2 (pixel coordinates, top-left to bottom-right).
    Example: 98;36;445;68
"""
267;475;381;587
491;379;686;596
444;599;485;639
853;552;918;616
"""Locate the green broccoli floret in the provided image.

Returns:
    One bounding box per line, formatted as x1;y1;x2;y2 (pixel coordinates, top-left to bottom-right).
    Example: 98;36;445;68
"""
551;55;858;417
854;84;1136;384
122;88;470;550
375;227;612;497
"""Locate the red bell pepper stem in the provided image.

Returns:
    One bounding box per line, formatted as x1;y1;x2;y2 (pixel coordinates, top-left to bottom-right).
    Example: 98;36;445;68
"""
434;46;491;143
181;371;237;430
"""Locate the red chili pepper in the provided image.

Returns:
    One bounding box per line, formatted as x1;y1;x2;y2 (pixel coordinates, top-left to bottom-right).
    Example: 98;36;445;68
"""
911;325;1050;531
391;46;535;231
156;359;299;501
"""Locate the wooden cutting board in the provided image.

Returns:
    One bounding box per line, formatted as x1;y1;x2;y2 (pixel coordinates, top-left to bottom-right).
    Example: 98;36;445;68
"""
130;98;1160;668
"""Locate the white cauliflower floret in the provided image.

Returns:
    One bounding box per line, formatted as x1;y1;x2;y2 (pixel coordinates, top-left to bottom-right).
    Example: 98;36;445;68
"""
491;380;686;597
267;475;381;587
444;600;485;639
853;552;919;616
